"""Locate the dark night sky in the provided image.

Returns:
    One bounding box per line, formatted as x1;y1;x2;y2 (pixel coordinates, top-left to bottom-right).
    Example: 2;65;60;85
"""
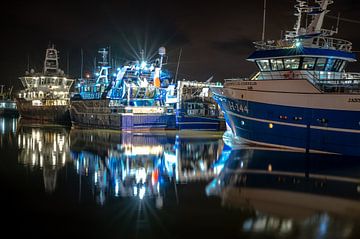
1;0;360;90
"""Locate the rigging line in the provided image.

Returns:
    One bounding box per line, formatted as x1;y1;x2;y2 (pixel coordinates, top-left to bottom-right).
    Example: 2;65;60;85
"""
326;15;360;24
174;48;182;83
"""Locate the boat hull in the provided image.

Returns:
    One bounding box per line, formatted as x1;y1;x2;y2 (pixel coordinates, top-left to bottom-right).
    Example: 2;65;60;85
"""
0;100;19;117
176;114;226;131
0;108;19;118
211;87;360;156
16;98;71;125
70;99;177;131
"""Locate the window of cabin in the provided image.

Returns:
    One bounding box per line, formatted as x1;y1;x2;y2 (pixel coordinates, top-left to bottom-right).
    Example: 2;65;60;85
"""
331;59;343;72
315;58;327;71
256;60;271;71
338;61;347;72
325;58;336;71
270;59;284;71
284;58;300;70
276;59;284;70
302;57;316;70
270;59;278;70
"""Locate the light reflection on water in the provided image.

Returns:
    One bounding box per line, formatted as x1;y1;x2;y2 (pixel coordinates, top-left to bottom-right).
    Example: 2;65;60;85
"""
207;148;360;238
0;117;17;147
69;129;223;206
13;118;224;204
1;117;360;238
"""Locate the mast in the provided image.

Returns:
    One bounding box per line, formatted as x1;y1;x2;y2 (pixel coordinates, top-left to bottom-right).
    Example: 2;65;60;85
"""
140;49;145;63
27;54;30;72
67;50;69;76
43;44;60;75
80;48;84;79
261;0;267;42
306;0;333;34
96;48;110;84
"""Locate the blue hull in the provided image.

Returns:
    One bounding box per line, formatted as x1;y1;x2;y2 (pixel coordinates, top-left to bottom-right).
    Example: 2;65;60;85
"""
122;114;176;130
213;94;360;156
176;115;225;131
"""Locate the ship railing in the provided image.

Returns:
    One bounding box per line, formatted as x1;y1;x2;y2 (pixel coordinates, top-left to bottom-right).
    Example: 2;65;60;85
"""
254;36;352;52
79;92;103;100
312;72;360;93
253;40;294;50
310;36;352;52
245;70;360;93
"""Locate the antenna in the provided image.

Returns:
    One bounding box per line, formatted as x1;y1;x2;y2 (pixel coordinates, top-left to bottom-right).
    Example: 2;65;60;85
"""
93;57;96;72
98;48;109;66
335;12;340;33
80;48;83;79
108;46;111;68
140;49;145;62
67;50;69;76
174;48;182;83
43;44;60;74
261;0;267;42
27;54;30;72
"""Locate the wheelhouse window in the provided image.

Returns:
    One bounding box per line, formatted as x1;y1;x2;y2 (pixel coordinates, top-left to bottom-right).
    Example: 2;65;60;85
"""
256;60;271;71
339;61;347;72
325;58;336;71
270;59;284;71
284;58;300;70
331;59;344;72
302;57;316;70
314;58;327;71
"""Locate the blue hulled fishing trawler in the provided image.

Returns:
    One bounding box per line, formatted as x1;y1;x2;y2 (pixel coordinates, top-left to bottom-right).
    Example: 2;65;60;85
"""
211;0;360;156
70;47;176;130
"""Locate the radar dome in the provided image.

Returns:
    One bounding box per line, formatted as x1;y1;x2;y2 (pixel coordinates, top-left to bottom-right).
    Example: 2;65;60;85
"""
158;47;166;56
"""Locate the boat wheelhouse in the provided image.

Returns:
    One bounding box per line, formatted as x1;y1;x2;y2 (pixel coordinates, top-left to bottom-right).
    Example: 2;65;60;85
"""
17;45;74;124
211;0;360;156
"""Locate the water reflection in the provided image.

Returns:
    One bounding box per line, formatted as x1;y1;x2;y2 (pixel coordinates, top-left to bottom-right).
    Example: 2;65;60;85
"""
0;117;17;147
207;148;360;238
17;124;71;193
70;130;224;205
2;116;360;237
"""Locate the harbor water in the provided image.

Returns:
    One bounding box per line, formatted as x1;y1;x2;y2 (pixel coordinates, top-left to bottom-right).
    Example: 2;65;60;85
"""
1;116;359;238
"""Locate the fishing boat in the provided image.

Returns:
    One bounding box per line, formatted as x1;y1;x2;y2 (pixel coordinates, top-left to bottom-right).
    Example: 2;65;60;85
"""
166;80;226;131
70;47;176;130
73;48;112;100
0;85;18;117
211;0;360;156
16;44;74;124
